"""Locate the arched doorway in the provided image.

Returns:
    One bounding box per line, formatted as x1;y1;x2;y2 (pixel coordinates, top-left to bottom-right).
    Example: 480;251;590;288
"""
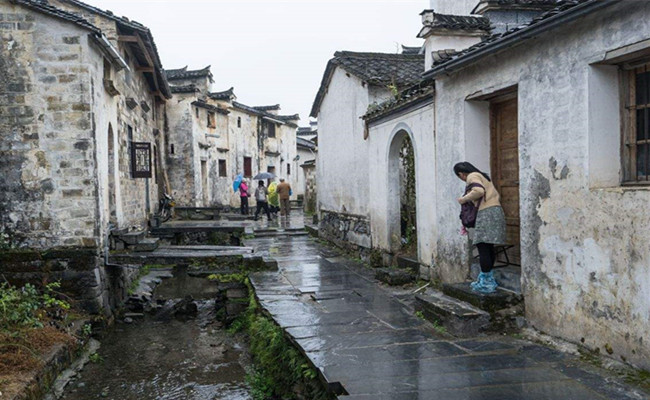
387;129;417;257
108;123;117;225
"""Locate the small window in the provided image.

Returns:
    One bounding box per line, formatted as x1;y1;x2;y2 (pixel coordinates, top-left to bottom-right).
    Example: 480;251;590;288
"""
624;62;650;182
103;58;111;80
267;166;275;175
237;116;241;128
287;163;291;175
170;144;175;154
195;107;200;118
219;159;227;177
244;157;252;177
262;120;276;138
207;111;216;128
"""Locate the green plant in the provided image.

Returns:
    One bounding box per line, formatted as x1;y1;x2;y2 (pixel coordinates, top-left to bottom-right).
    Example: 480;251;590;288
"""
88;352;104;364
81;324;92;337
415;310;425;320
207;273;246;283
0;231;13;250
0;282;70;331
431;319;447;335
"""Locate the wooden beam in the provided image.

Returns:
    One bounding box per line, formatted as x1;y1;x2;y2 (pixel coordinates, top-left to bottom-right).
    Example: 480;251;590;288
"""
135;34;154;67
118;35;138;42
136;66;154;72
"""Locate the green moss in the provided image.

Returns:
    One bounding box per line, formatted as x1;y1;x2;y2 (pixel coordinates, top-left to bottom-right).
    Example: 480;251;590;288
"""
228;279;333;400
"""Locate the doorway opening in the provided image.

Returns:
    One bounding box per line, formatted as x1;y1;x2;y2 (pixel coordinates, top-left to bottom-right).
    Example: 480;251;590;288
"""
388;130;417;257
108;123;117;225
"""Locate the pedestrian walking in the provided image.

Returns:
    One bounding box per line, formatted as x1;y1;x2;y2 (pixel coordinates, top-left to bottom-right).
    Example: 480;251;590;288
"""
254;180;272;221
454;162;507;294
276;178;292;217
239;179;250;215
268;180;280;217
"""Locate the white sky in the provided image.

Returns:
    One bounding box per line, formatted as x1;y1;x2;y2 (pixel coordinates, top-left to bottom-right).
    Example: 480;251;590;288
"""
87;0;427;125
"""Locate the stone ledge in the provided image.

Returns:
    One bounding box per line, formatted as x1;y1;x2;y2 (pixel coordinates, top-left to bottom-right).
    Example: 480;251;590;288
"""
442;282;522;313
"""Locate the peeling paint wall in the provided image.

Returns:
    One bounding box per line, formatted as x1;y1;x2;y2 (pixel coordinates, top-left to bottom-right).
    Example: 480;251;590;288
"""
434;2;650;368
367;103;436;273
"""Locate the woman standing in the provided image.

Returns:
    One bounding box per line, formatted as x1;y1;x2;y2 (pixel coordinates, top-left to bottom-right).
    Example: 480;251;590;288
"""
239;180;250;215
454;162;507;293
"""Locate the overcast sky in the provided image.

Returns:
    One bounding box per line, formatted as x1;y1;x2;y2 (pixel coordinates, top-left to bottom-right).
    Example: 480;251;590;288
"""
87;0;427;125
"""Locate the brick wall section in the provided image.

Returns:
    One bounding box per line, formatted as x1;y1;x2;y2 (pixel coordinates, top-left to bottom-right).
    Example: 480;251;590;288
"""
0;6;99;248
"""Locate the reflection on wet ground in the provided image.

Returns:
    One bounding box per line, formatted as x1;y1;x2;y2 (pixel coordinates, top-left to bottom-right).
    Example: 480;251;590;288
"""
247;234;645;400
61;274;252;400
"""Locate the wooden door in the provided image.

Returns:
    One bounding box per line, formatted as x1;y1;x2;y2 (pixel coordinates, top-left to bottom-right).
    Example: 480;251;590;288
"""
491;97;520;265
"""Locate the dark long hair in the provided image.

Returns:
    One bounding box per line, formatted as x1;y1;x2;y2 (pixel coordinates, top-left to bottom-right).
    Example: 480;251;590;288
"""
453;162;491;182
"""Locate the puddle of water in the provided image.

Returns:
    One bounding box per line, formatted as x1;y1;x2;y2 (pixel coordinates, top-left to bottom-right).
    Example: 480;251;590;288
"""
61;277;252;400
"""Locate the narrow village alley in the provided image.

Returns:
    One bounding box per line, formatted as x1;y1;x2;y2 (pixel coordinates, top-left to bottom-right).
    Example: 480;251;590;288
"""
242;215;647;400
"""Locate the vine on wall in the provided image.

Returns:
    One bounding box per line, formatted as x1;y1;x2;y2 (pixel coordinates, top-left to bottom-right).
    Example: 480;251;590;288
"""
399;135;417;252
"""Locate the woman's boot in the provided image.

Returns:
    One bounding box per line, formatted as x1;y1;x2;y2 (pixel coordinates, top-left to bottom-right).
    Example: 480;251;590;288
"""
471;271;498;294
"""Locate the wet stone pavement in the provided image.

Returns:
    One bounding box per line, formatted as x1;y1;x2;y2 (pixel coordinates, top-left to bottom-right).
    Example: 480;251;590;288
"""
246;225;646;400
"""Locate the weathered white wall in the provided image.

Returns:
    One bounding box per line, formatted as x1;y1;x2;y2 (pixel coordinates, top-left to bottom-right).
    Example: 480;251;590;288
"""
296;146;316;198
424;35;482;70
434;1;650;368
430;0;477;16
317;67;390;218
367;104;436;273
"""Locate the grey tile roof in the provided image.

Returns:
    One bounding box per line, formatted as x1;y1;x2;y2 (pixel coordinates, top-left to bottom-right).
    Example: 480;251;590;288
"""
297;127;317;136
10;0;100;33
233;102;298;126
310;51;424;117
208;87;235;101
54;0;172;98
297;137;317;150
426;0;613;77
165;66;213;81
401;45;422;55
418;11;491;37
363;79;434;123
191;100;229;115
473;0;559;13
170;84;200;94
253;105;281;111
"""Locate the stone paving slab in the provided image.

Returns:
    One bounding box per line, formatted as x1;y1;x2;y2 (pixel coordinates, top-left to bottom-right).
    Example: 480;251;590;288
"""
246;235;645;399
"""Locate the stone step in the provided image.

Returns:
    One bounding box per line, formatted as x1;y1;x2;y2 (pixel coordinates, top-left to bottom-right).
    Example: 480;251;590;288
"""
415;291;490;337
396;255;419;273
118;230;147;245
375;268;416;286
441;282;522;313
470;264;522;294
132;238;160;252
254;230;308;238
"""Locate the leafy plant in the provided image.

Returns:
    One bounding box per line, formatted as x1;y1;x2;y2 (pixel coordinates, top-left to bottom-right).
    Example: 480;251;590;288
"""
82;324;92;337
88;352;104;364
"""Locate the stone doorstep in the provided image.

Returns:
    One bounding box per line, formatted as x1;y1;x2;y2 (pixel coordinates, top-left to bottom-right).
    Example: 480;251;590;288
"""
132;238;160;252
396;255;420;273
375;268;417;286
441;282;523;313
116;230;147;245
415;291;491;338
470;264;522;294
254;230;308;238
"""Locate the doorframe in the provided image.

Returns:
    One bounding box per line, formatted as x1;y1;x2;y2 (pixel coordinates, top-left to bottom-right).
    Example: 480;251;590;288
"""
488;89;521;266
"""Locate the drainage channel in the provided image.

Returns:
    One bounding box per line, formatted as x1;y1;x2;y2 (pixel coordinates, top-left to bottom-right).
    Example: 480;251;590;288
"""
58;271;253;400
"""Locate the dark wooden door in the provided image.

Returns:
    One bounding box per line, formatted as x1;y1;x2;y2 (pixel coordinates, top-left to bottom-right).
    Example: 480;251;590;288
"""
491;97;520;265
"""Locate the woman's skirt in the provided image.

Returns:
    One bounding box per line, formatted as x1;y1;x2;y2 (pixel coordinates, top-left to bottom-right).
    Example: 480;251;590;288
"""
473;206;507;245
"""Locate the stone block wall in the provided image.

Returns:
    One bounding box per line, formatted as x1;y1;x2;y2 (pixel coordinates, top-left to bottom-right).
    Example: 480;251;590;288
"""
302;164;317;213
0;6;100;249
319;210;372;260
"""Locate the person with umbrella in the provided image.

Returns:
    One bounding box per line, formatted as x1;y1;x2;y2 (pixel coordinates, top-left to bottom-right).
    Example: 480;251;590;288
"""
254;180;272;221
239;179;250;215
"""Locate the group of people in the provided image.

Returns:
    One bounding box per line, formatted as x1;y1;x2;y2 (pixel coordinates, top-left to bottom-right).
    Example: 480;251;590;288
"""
238;178;292;221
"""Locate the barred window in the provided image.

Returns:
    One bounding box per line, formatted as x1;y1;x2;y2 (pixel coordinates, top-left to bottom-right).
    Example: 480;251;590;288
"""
624;63;650;183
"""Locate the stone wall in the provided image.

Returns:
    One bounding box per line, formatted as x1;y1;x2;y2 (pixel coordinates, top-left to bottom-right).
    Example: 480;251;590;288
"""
0;6;100;249
319;210;371;259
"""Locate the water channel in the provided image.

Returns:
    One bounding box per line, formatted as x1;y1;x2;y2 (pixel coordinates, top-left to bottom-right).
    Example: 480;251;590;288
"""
60;272;253;400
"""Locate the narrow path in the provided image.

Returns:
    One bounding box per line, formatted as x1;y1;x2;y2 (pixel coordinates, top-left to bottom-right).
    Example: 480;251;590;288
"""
247;234;643;400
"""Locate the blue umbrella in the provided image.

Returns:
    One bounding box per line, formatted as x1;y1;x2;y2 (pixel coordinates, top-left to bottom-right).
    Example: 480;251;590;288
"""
233;173;243;192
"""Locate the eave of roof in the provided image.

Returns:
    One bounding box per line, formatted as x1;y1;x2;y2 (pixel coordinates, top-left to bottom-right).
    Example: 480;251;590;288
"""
424;0;618;79
165;65;213;82
191;100;229;115
417;11;491;38
310;51;424;118
472;0;559;14
297;137;317;150
363;79;434;124
56;0;172;99
209;87;236;101
253;104;281;111
170;84;201;94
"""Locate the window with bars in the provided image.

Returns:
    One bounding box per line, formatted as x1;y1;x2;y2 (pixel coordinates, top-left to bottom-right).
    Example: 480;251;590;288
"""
624;63;650;183
219;159;227;177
